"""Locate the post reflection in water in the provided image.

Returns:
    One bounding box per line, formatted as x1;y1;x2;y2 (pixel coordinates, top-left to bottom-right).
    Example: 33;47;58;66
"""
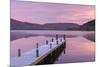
11;31;95;64
64;49;66;54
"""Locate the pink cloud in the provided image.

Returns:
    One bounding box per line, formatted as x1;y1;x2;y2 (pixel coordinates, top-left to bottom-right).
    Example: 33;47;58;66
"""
11;1;95;25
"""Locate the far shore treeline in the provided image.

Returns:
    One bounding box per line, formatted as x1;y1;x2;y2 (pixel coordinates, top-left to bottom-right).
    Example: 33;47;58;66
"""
11;19;95;31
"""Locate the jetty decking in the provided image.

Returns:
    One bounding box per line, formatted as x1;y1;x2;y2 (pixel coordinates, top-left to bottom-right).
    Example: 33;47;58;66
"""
11;36;66;66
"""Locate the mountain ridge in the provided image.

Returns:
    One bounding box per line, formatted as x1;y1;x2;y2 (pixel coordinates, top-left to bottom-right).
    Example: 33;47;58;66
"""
10;19;95;31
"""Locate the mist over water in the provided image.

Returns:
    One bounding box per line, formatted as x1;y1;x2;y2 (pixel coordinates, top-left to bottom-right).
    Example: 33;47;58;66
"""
10;30;95;63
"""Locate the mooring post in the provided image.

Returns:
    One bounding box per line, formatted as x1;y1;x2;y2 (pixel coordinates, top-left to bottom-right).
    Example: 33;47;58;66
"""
18;48;21;57
56;34;58;40
63;35;66;48
36;43;39;57
46;40;48;45
56;40;59;45
50;43;52;49
63;35;66;40
51;38;54;42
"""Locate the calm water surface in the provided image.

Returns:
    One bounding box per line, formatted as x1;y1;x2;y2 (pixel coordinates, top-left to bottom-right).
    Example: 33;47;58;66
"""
10;30;95;63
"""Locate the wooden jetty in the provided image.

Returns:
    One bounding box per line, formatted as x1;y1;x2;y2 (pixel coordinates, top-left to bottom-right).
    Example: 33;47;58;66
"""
31;40;66;65
11;35;66;66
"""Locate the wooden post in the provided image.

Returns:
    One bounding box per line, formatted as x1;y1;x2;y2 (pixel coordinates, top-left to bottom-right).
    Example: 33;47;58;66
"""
63;35;66;40
50;43;52;49
56;35;58;40
56;40;58;45
18;48;21;57
51;38;54;42
36;43;39;57
46;40;48;45
63;36;66;48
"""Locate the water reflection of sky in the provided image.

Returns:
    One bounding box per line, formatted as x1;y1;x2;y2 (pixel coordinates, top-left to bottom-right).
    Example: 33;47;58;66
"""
10;31;95;63
11;36;54;57
55;37;95;63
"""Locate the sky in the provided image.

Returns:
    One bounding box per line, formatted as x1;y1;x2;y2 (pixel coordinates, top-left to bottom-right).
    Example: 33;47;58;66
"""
19;0;95;5
11;0;95;25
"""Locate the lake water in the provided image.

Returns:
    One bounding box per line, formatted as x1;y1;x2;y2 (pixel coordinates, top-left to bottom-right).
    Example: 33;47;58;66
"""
10;30;95;64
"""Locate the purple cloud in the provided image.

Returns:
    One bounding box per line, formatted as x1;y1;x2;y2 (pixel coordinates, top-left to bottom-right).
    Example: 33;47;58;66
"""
11;1;95;25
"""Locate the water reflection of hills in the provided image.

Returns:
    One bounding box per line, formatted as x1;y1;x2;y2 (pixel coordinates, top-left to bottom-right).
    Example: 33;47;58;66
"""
83;33;95;42
10;33;77;41
11;32;95;42
10;32;39;41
